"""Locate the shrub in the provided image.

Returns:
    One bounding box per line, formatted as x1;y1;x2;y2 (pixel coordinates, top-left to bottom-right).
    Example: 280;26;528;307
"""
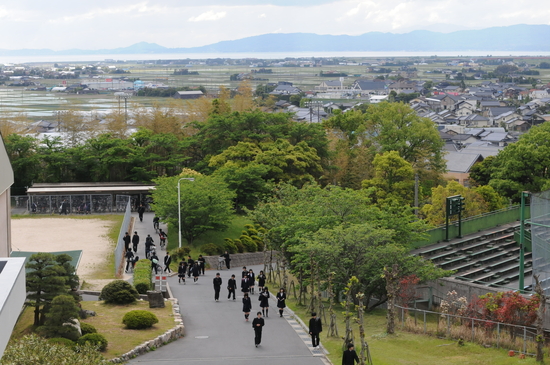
39;295;81;341
47;337;75;348
80;323;97;335
2;335;106;365
201;243;220;256
233;239;245;253
133;259;153;294
122;310;159;329
240;235;257;252
77;333;108;352
224;239;237;254
172;247;191;261
99;280;139;304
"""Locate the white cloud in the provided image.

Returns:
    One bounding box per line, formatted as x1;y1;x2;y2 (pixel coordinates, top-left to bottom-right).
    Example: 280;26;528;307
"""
259;13;266;18
188;10;227;22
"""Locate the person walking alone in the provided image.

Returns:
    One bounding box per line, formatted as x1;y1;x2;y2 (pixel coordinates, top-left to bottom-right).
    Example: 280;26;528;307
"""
132;231;140;253
227;274;237;300
342;343;360;365
137;204;145;222
259;287;270;317
241;275;250;295
276;288;286;317
221;251;231;269
163;252;172;273
197;255;206;275
213;272;222;301
192;262;200;283
252;312;265;348
309;312;322;349
242;293;252;322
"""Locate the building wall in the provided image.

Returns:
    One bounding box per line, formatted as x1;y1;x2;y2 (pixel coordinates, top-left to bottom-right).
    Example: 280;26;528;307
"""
0;258;26;356
0;190;11;257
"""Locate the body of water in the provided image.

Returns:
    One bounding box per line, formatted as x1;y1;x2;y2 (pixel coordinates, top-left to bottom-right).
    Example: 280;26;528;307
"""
3;51;550;64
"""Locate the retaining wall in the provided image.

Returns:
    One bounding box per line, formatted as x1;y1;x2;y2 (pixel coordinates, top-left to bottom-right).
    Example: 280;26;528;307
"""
203;252;266;270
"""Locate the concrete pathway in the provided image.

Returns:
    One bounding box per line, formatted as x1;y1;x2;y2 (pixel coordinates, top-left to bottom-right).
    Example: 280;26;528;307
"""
126;214;329;365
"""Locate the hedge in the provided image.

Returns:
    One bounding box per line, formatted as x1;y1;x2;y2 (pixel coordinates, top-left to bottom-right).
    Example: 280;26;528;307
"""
122;310;159;329
134;259;153;294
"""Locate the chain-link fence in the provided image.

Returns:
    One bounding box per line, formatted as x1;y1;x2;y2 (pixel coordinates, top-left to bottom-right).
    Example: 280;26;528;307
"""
397;305;542;356
530;190;550;295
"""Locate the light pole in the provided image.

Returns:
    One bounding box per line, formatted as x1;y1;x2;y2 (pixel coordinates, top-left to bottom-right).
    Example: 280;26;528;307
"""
177;177;195;248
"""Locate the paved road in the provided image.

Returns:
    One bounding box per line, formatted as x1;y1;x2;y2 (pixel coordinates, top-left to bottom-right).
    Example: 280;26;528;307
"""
127;212;329;365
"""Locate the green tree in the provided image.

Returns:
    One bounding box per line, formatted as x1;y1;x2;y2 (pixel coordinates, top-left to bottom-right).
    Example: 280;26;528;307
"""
468;155;496;187
3;134;39;194
361;151;415;206
488;123;550;200
151;174;235;244
26;253;71;326
41;294;81;341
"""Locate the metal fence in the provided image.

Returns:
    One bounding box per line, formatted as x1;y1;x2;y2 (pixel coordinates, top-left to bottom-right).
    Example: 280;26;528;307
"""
13;194;135;214
397;305;542;355
114;200;133;277
530;190;550;295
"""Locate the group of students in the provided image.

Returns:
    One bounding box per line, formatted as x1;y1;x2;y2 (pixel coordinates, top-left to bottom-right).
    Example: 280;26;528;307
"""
176;255;206;284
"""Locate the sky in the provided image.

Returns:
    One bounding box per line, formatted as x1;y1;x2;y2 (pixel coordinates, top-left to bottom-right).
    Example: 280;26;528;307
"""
0;0;549;50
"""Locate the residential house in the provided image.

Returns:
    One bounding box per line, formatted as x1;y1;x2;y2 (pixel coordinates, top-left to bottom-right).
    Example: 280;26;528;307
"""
315;80;344;92
493;111;521;127
350;80;388;95
454;100;476;116
487;107;516;123
387;80;418;94
172;90;204;99
444;151;483;186
458;114;490;127
270;82;302;96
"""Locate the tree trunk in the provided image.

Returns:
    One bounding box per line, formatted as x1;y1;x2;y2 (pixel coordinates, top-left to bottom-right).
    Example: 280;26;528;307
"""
534;275;546;363
384;264;400;335
298;269;303;306
327;273;338;337
343;285;355;350
355;293;373;365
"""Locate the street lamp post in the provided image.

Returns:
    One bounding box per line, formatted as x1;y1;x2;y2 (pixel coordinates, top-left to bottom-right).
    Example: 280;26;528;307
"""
177;178;195;248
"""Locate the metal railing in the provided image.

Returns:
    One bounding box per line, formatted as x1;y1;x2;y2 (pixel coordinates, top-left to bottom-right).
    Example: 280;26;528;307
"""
397;304;542;355
12;194;135;214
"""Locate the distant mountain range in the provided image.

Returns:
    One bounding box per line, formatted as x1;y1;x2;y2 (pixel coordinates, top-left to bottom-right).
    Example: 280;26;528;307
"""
1;24;549;57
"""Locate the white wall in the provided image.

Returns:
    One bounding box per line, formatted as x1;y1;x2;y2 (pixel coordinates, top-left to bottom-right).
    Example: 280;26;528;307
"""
0;258;26;357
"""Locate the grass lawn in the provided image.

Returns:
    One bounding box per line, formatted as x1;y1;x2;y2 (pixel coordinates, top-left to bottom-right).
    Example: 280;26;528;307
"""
282;289;541;365
80;300;175;359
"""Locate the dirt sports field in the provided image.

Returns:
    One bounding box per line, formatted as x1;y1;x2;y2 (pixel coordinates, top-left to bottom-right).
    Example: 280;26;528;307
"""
11;218;115;289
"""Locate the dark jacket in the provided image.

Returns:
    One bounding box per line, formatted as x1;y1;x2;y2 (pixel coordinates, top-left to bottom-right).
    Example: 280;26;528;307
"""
276;292;286;308
252;317;264;331
125;250;134;261
138;206;145;215
132;234;139;245
257;274;266;287
178;264;186;276
213;276;222;288
123;235;131;245
228;278;237;290
248;272;255;283
342;349;359;365
242;297;252;312
241;277;250;293
164;255;172;266
309;317;322;334
192;264;201;276
259;291;270;307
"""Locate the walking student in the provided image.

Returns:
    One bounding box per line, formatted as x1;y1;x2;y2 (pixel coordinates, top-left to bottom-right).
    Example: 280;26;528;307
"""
123;232;131;252
151;252;160;274
213;272;222;301
221;250;231;269
137;204;145;222
241;275;250;295
192;262;200;283
178;262;186;284
248;269;256;294
259;286;270;317
342;343;360;365
257;270;266;292
276;288;286;317
252;311;265;348
227;274;237;300
187;256;195;277
124;248;134;273
198;255;206;275
132;231;140;253
242;293;252;322
163;252;172;273
309;312;322;349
